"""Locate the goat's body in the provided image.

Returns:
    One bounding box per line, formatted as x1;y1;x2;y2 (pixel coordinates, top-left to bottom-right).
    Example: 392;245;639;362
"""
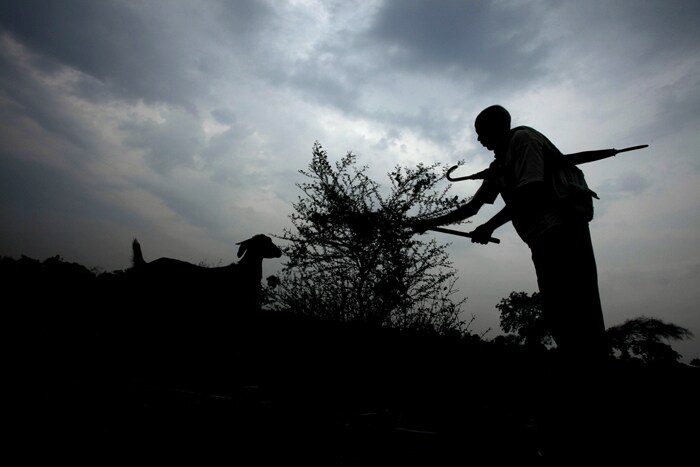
124;235;281;387
133;239;232;274
134;255;234;278
130;235;281;312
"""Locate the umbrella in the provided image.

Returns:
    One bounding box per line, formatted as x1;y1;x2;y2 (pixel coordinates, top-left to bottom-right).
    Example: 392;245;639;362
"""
446;144;649;182
565;144;648;165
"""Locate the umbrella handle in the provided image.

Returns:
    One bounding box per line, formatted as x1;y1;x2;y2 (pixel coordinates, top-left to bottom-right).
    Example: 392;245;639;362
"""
446;165;491;182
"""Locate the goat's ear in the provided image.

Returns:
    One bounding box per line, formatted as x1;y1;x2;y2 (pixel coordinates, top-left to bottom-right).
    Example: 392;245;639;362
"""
236;239;249;258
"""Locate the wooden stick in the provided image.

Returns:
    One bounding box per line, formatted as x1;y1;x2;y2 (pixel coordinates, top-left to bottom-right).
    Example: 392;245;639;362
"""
428;226;500;244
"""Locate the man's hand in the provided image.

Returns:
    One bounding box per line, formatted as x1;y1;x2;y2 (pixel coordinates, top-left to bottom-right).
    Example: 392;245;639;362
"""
469;224;495;244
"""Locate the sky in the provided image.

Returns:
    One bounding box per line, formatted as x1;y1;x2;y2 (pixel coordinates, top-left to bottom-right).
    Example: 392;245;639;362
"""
1;0;699;361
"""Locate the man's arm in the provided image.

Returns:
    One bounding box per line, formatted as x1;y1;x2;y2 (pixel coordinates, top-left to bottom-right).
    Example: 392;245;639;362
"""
469;206;511;244
411;198;484;233
411;174;502;234
470;181;547;244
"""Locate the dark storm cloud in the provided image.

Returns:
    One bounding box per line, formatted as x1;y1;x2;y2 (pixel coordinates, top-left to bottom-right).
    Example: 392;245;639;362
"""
0;0;285;183
0;0;188;107
0;38;103;160
653;70;700;138
210;108;237;126
120;110;205;174
212;0;275;39
0;147;132;226
558;0;700;139
286;60;362;114
272;0;556;147
561;0;700;60
0;0;274;109
597;171;653;200
132;176;228;235
367;0;549;87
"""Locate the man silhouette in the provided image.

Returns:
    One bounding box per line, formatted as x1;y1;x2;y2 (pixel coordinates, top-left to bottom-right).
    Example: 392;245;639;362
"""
413;105;607;365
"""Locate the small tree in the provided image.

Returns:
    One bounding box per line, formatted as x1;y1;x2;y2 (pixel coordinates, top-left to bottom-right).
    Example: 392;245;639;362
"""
607;316;693;364
274;142;470;334
496;291;552;347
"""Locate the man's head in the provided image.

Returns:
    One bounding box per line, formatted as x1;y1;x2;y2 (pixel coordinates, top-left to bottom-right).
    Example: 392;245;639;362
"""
475;105;511;152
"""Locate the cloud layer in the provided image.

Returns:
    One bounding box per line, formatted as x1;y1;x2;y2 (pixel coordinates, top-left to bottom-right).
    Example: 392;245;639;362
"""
1;0;699;360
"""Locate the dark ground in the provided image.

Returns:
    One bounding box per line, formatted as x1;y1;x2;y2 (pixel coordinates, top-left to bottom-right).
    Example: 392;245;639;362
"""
5;255;699;464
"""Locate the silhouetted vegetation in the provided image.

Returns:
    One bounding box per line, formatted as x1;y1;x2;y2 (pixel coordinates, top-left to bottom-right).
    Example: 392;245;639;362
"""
273;142;470;334
496;291;694;363
607;316;693;363
496;291;552;348
4;253;699;464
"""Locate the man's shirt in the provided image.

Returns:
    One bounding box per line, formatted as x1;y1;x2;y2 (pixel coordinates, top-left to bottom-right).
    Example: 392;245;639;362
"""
473;126;564;247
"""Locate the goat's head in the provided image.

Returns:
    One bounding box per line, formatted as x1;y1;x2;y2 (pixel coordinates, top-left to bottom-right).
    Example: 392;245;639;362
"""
236;234;282;260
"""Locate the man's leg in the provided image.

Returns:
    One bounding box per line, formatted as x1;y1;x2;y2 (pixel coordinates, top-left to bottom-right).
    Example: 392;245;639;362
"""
532;223;611;461
532;223;607;364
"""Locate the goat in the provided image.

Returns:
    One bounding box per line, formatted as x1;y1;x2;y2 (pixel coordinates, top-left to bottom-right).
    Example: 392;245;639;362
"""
130;234;282;312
